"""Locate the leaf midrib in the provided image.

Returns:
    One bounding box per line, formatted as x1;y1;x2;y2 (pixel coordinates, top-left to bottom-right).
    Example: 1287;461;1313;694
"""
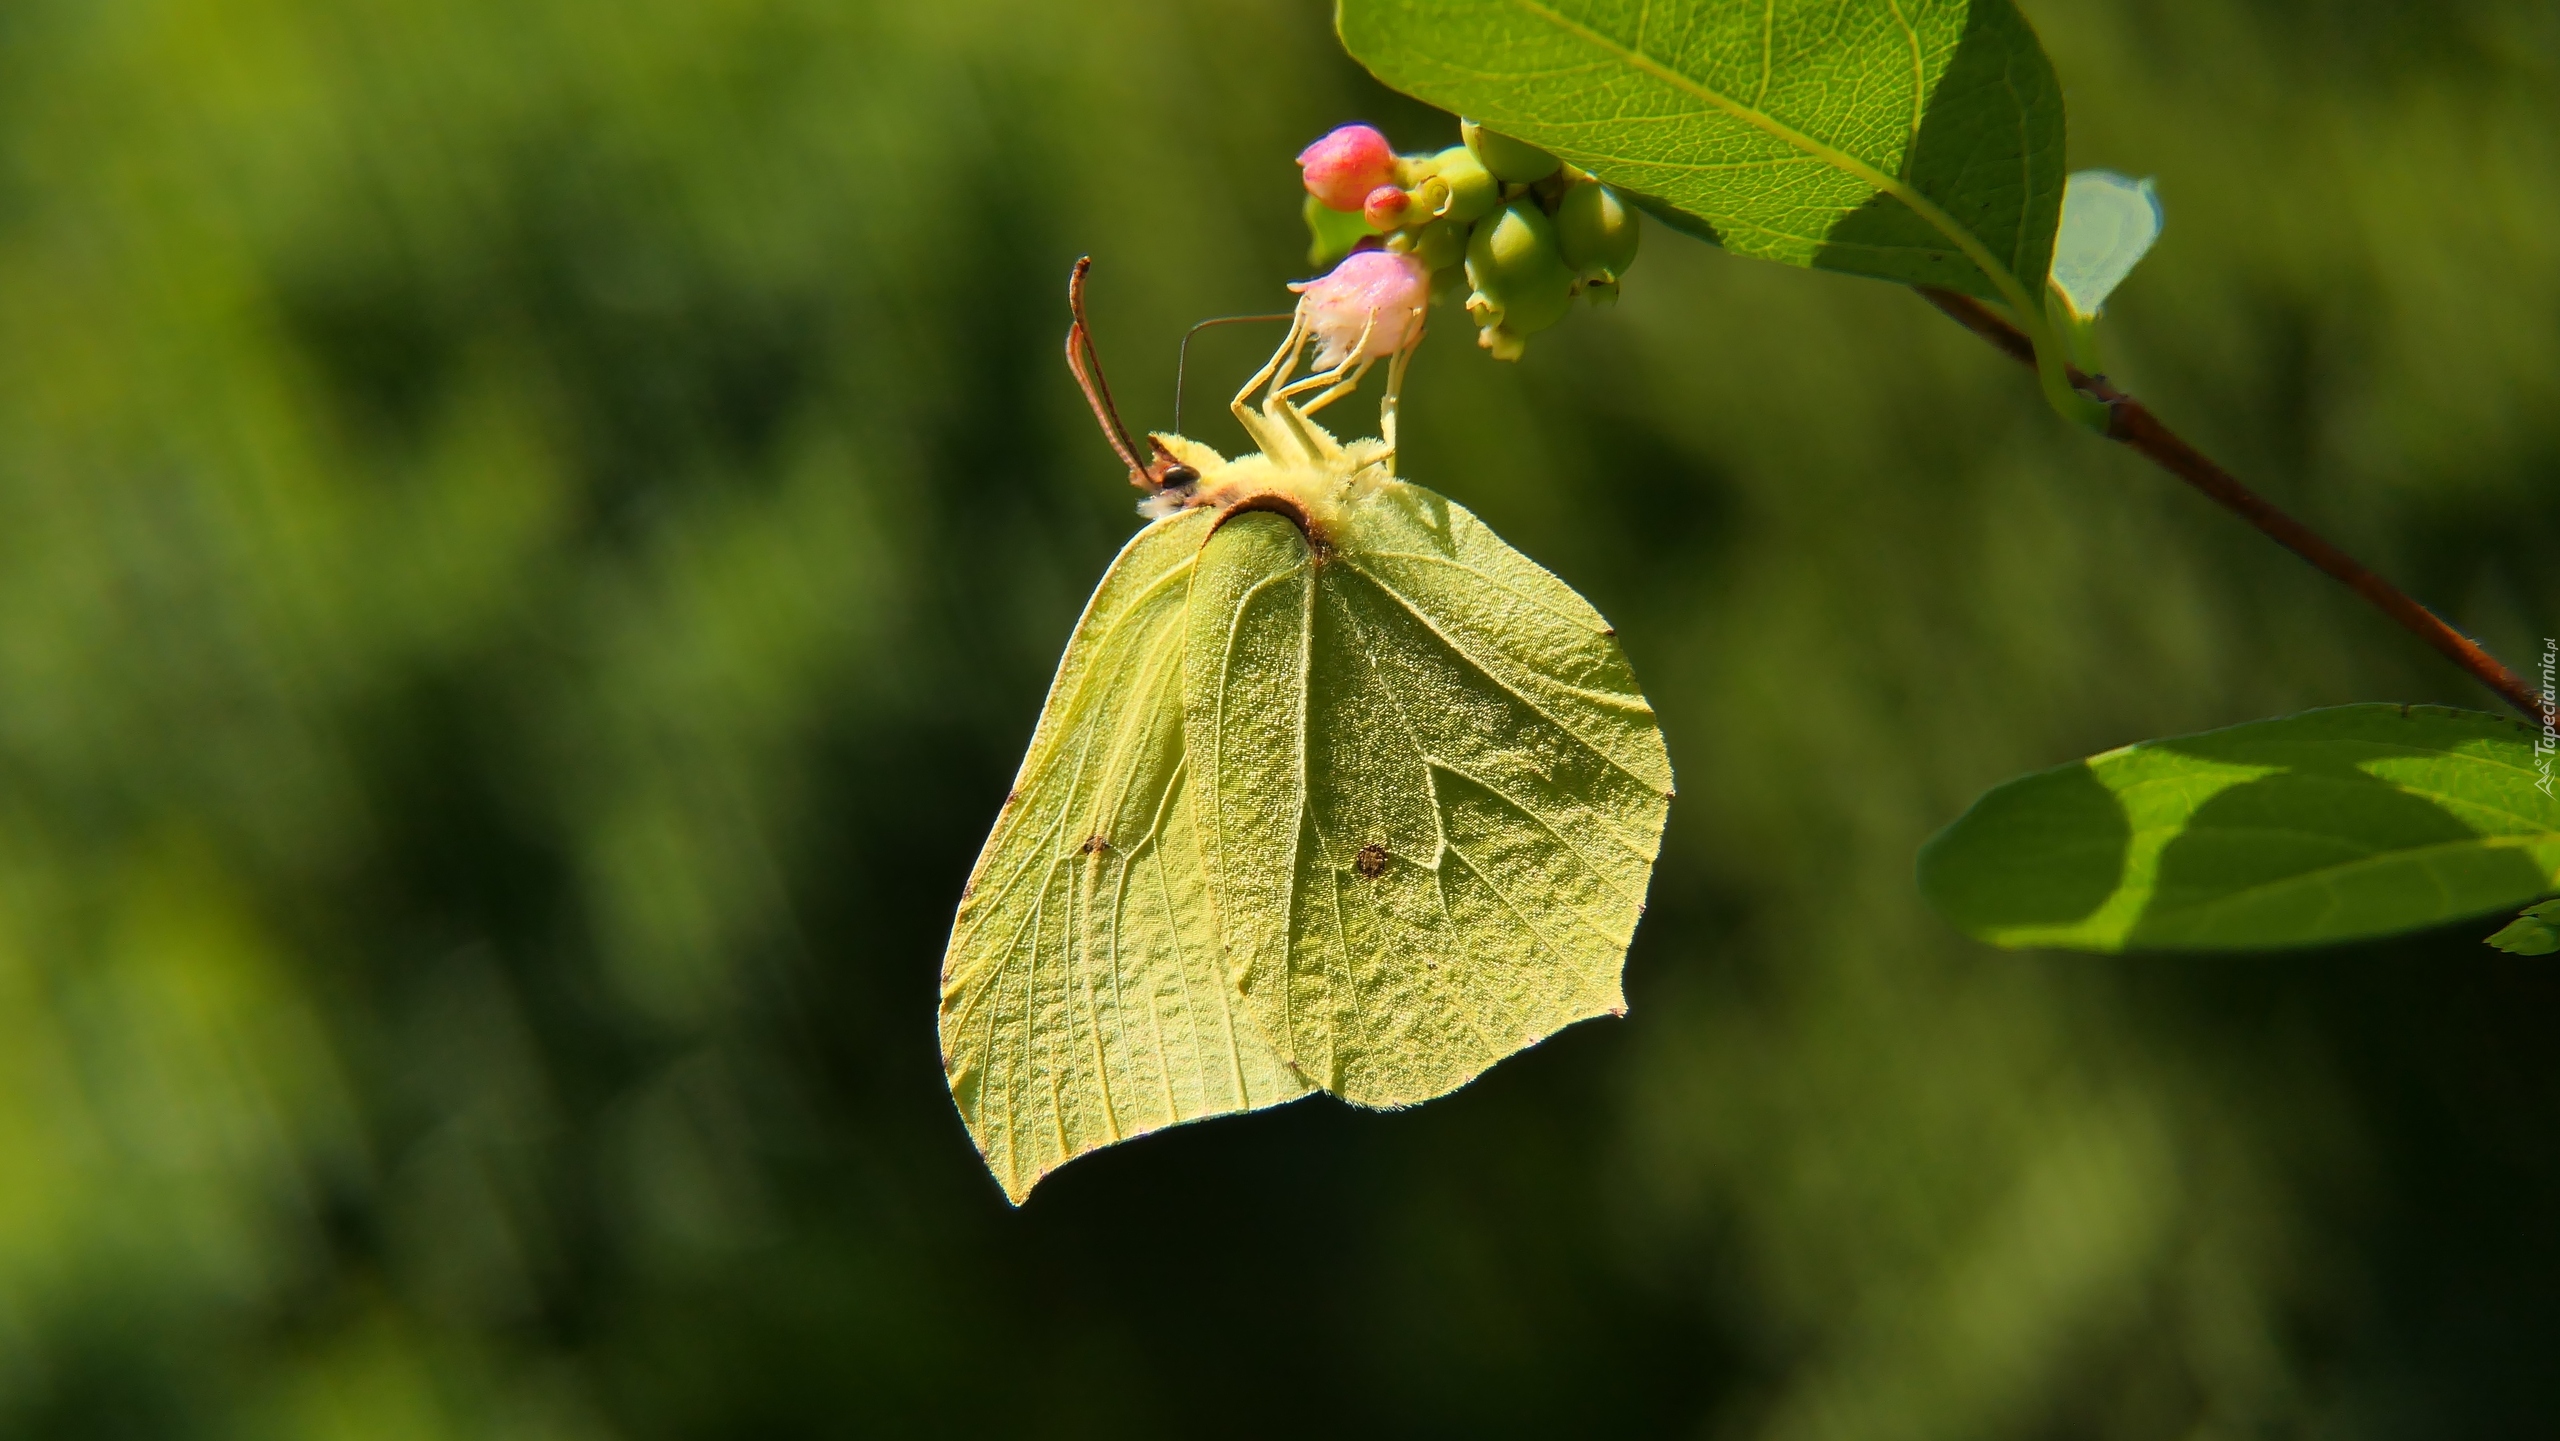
2140;830;2560;937
1495;0;2037;314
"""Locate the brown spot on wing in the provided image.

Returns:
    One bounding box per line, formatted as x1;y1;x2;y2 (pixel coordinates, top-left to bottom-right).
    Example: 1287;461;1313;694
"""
1354;843;1388;879
1080;834;1112;855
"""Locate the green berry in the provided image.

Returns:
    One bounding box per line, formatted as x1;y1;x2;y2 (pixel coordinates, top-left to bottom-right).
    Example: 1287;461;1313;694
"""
1407;146;1499;225
1461;119;1561;184
1464;198;1575;358
1410;216;1467;272
1556;181;1641;284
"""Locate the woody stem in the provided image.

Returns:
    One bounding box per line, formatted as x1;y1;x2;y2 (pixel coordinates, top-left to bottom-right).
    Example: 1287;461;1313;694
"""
1917;286;2544;724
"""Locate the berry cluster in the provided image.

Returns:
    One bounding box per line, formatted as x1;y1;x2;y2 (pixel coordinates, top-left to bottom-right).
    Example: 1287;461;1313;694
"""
1297;120;1640;361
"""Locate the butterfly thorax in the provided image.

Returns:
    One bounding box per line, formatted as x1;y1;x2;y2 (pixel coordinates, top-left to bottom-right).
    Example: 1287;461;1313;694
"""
1140;424;1393;555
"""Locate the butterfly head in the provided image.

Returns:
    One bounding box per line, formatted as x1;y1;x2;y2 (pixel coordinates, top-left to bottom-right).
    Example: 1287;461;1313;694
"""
1065;254;1424;541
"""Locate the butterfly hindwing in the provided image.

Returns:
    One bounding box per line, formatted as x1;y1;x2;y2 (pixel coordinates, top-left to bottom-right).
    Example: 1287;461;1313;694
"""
1185;482;1674;1107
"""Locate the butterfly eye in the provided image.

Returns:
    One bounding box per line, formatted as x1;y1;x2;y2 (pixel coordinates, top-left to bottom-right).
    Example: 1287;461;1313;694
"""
1160;463;1200;489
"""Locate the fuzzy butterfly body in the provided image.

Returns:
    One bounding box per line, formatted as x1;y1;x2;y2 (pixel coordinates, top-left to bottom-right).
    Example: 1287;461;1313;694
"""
939;270;1672;1203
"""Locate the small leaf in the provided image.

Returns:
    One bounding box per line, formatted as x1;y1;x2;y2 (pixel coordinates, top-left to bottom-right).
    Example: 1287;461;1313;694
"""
1304;192;1377;267
2486;900;2560;957
1336;0;2068;310
1918;705;2560;952
2048;169;2163;320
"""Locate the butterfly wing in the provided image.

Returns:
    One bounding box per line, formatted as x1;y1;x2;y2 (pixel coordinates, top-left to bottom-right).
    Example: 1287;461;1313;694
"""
1185;487;1673;1106
941;512;1312;1203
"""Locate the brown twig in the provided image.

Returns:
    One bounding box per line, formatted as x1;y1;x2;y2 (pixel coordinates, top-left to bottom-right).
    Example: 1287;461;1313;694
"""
1917;286;2543;724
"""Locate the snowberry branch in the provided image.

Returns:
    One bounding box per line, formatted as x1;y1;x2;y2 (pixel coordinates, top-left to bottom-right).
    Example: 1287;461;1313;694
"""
1919;285;2542;724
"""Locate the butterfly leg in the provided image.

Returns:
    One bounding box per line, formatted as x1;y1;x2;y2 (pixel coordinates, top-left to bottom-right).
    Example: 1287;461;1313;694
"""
1269;308;1378;410
1256;319;1334;462
1263;309;1381;458
1267;357;1362;460
1231;309;1311;461
1288;304;1398;420
1376;318;1421;475
1289;354;1377;420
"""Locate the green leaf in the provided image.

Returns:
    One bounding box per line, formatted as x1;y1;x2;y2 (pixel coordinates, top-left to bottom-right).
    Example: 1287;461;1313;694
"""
2486;900;2560;957
1335;0;2068;311
1305;192;1376;267
1918;705;2560;952
941;404;1672;1202
2048;169;2163;321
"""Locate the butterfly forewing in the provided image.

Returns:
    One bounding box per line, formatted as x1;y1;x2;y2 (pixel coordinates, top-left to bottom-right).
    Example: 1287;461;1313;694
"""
941;513;1311;1203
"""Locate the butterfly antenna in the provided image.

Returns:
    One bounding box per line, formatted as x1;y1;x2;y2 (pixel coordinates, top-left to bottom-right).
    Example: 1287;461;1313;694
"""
1066;258;1188;491
1174;312;1294;435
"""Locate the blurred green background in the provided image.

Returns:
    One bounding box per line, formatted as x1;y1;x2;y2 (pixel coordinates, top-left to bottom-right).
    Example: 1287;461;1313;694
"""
1;0;2556;1434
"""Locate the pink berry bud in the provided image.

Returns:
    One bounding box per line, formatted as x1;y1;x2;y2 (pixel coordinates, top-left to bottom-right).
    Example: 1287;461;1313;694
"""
1297;124;1397;212
1287;249;1430;369
1362;185;1412;230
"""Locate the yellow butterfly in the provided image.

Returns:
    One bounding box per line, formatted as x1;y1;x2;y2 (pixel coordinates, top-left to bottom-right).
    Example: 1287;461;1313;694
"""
940;260;1672;1203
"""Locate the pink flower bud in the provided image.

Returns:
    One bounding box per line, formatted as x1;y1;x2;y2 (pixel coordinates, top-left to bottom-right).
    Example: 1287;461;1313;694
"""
1361;184;1412;230
1297;124;1397;212
1287;249;1430;369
